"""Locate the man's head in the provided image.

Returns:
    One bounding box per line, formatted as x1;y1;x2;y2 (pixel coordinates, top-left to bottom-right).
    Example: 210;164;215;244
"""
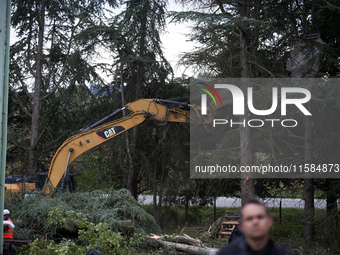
3;209;10;220
240;198;273;241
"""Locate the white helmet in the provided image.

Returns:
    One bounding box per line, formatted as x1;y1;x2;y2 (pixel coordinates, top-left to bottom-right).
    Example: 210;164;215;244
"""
3;209;10;215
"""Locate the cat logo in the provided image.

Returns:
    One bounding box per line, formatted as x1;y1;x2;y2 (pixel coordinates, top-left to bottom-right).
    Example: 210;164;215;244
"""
96;126;125;140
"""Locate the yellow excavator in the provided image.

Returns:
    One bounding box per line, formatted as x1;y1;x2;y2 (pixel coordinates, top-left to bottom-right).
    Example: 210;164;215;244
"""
5;98;207;196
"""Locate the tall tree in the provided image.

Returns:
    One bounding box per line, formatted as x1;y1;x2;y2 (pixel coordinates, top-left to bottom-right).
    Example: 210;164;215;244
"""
117;0;172;198
69;0;172;198
237;0;255;203
171;0;279;202
171;0;339;206
10;0;115;168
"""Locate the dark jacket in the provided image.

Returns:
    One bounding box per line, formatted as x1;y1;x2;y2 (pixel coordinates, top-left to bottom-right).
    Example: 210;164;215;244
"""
227;226;245;244
217;239;292;255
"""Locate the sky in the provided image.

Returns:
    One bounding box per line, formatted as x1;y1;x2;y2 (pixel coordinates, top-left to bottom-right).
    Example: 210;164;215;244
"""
160;1;197;78
9;0;197;79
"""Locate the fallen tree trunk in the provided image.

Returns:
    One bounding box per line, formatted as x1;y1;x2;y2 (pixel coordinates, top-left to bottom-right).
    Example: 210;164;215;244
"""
160;235;203;246
148;234;219;255
161;240;219;255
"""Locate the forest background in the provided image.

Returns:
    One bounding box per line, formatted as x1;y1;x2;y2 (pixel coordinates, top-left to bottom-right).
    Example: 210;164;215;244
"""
4;0;340;254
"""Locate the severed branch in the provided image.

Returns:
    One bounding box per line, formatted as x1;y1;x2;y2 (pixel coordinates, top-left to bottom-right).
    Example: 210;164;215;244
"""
151;234;203;246
148;234;219;255
161;241;219;255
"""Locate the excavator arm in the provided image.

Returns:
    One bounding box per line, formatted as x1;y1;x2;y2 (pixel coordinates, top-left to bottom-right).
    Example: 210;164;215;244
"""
42;98;205;196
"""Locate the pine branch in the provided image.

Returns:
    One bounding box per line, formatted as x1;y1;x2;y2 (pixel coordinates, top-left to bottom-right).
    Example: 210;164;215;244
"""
42;19;81;100
11;90;32;118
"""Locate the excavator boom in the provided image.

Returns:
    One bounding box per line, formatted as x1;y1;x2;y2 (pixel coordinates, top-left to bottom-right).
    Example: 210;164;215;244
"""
41;98;204;195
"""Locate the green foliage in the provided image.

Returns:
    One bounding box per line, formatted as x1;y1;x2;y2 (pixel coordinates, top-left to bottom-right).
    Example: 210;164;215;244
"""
43;206;129;254
271;225;303;240
26;224;129;255
72;145;122;192
47;206;89;231
5;189;161;240
292;244;340;255
13;202;162;255
28;239;85;255
8;190;163;254
78;222;128;254
9;0;118;168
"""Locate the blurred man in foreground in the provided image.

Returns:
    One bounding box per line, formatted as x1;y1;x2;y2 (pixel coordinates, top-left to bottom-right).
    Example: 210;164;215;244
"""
217;198;291;255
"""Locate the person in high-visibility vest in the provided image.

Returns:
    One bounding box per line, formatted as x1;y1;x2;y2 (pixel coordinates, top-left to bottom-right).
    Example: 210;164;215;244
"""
3;209;14;239
3;209;15;255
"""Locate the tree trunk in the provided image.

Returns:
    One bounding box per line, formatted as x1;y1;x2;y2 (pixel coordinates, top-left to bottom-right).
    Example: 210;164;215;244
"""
127;2;148;200
213;197;216;222
119;48;137;200
159;241;219;255
304;116;315;241
326;181;337;218
240;115;254;203
185;199;189;221
325;180;338;245
156;161;164;224
152;163;163;224
128;127;138;199
304;178;315;241
29;0;45;168
153;164;158;222
239;0;254;203
119;56;136;197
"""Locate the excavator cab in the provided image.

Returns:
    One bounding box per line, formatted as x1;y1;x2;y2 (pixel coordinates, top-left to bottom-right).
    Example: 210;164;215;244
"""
4;167;77;197
4;166;37;196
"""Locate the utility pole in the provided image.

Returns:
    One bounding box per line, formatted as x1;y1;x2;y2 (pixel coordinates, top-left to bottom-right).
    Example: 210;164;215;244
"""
0;0;11;254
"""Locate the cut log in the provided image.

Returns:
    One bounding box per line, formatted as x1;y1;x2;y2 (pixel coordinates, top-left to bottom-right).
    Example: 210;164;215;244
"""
150;234;203;246
160;236;203;247
161;241;219;255
147;234;219;254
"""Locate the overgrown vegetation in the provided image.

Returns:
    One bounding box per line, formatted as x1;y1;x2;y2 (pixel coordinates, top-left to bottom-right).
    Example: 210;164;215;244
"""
25;208;132;255
5;189;162;254
3;191;340;254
